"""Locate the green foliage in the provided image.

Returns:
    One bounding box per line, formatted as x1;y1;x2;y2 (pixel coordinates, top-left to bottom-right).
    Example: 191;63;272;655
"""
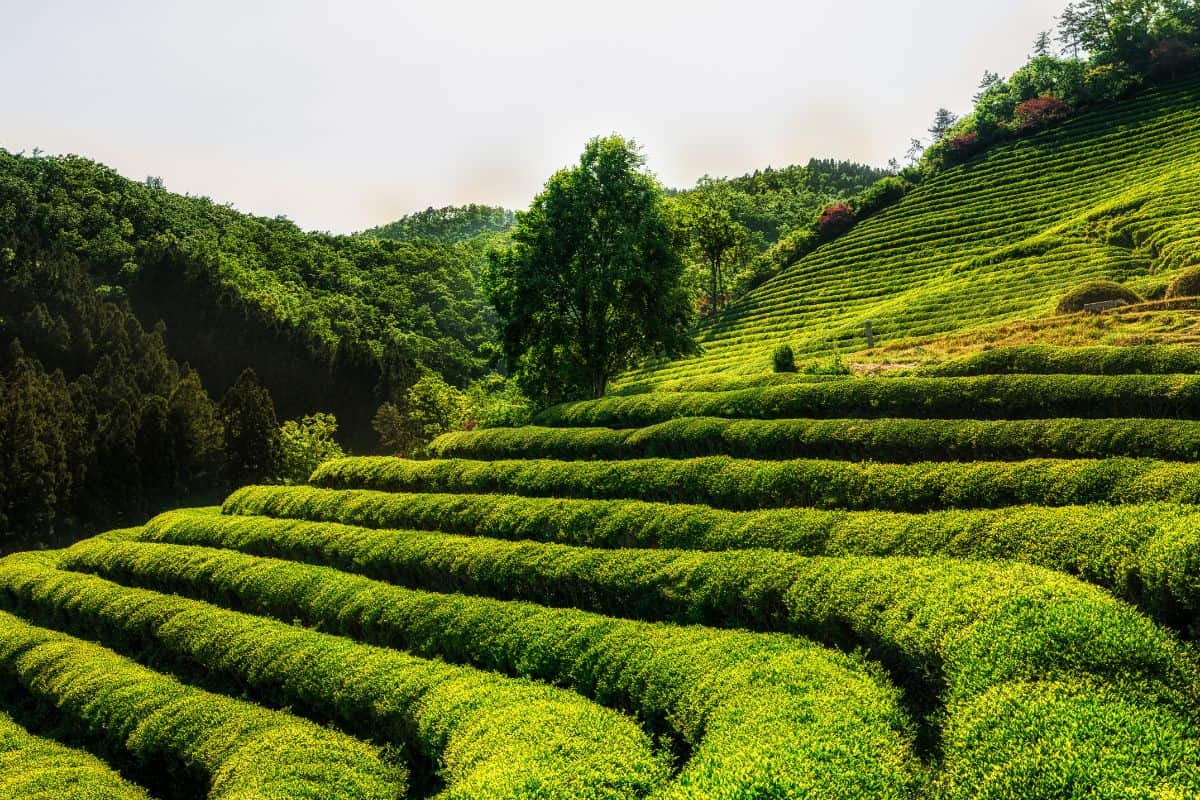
64;533;922;800
0;248;227;545
0;707;152;799
90;511;1200;799
373;372;467;456
0;149;499;449
462;374;534;428
0;604;404;799
539;373;1200;427
311;454;1200;512
277;413;345;485
1166;264;1200;296
771;344;796;373
0;549;666;800
220;369;281;486
486;136;696;402
915;343;1200;375
428;416;1200;462
618;78;1200;389
1056;279;1142;312
360;205;515;244
217;485;1200;633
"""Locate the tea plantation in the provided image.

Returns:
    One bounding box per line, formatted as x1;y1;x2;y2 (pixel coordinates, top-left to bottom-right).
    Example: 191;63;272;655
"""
615;77;1200;389
8;80;1200;800
4;343;1200;797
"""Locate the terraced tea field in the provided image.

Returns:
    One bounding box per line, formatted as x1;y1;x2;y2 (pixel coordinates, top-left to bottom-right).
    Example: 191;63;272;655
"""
4;347;1200;797
615;77;1200;390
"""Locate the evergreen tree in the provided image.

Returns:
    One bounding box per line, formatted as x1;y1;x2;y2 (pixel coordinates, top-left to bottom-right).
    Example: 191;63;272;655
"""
928;109;959;143
220;368;281;486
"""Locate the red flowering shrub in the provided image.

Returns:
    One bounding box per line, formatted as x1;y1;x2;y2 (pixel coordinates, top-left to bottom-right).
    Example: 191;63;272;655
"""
818;203;855;239
1014;96;1072;132
946;132;980;161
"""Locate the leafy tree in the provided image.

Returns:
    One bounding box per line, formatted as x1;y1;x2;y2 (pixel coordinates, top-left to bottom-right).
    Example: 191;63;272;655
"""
486;135;696;401
361;205;515;244
277;412;345;484
220;368;280;486
373;372;467;455
678;185;750;315
974;71;1003;103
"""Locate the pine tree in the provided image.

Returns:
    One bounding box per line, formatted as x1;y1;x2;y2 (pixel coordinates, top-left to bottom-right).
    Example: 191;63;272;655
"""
220;368;281;486
928;108;959;143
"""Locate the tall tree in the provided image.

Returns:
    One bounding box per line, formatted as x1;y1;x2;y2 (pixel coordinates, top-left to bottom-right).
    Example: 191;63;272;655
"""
220;368;280;486
486;135;695;402
682;185;750;316
928;108;959;143
1032;29;1055;57
1057;3;1086;57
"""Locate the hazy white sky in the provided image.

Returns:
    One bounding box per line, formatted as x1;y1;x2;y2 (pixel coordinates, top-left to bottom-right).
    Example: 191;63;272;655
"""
4;0;1063;232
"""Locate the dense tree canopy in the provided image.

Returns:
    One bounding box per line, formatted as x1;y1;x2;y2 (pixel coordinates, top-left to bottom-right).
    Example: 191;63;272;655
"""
487;135;696;402
360;204;515;244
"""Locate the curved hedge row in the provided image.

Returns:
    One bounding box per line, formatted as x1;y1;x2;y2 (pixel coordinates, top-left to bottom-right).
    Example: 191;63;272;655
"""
429;416;1200;462
310;455;1200;511
0;606;404;800
59;537;922;800
535;374;1200;427
0;551;667;800
218;490;1200;631
63;535;1200;800
915;345;1200;377
0;708;152;800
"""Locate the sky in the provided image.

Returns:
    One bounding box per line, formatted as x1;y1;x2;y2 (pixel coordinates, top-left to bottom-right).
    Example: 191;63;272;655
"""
4;0;1065;233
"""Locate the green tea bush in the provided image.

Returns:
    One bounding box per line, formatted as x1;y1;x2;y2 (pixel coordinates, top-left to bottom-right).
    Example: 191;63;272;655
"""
61;537;921;800
915;344;1200;376
67;535;1200;800
309;455;1200;511
220;486;1200;629
0;607;405;800
771;344;796;373
0;551;667;800
535;374;1200;427
0;708;152;799
428;416;1200;462
1056;280;1142;313
1166;265;1200;298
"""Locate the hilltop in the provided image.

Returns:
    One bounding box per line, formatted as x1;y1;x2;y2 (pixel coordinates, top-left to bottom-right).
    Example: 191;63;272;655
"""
617;76;1200;388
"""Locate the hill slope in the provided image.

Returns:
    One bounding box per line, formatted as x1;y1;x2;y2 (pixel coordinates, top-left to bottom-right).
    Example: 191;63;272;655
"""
0;152;499;449
9;352;1200;796
617;77;1200;388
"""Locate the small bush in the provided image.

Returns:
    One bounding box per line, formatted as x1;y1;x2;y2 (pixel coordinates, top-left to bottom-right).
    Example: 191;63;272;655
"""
946;132;980;161
801;355;852;376
817;203;855;239
1056;280;1141;313
1166;266;1200;298
773;344;797;373
1014;96;1072;132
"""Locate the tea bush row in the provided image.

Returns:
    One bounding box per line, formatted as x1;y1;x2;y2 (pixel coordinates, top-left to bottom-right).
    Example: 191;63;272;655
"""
63;535;1200;800
0;706;152;800
58;536;922;800
310;455;1200;511
0;550;667;800
221;486;1200;632
429;416;1200;462
536;374;1200;427
915;345;1200;376
0;603;403;800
